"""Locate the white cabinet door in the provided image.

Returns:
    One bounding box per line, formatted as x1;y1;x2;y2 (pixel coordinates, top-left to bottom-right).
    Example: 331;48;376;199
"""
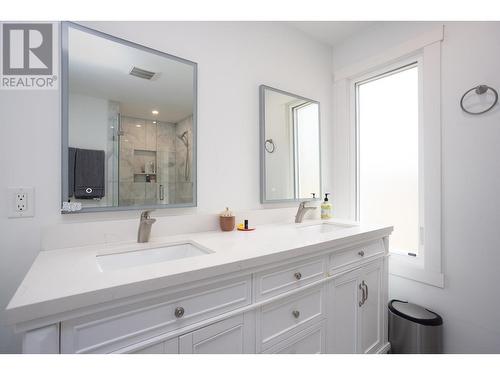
129;338;178;354
179;313;255;354
359;261;383;354
264;321;326;354
328;259;384;354
328;267;362;353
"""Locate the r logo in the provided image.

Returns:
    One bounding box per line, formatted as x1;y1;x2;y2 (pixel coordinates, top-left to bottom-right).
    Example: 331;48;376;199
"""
2;23;52;75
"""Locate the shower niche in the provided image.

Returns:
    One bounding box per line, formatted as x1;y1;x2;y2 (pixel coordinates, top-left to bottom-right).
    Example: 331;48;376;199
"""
61;22;197;212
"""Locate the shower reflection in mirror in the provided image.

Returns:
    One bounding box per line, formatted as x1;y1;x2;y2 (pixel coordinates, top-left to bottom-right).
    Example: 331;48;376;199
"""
62;22;197;212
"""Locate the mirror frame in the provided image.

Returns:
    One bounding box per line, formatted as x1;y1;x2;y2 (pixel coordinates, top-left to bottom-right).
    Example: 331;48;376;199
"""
259;85;322;204
61;22;198;213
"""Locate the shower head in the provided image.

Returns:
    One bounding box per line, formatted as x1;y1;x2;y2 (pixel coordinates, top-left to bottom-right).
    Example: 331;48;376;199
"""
178;130;189;147
177;130;190;181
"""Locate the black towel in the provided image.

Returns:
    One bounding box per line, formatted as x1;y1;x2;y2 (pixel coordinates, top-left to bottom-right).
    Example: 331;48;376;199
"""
68;147;76;198
74;148;105;199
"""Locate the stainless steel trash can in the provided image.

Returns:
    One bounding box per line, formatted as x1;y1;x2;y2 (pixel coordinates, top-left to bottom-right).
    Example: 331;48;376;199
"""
388;299;443;353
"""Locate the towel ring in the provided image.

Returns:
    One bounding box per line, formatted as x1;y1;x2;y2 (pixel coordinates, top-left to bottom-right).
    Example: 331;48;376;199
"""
460;84;498;115
265;139;276;153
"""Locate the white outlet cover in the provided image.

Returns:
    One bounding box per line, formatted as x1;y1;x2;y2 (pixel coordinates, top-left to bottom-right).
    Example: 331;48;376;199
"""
7;187;34;218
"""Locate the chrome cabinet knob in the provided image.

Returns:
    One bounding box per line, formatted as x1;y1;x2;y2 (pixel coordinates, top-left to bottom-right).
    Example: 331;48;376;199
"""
174;307;185;318
294;272;302;280
292;310;300;319
358;250;365;257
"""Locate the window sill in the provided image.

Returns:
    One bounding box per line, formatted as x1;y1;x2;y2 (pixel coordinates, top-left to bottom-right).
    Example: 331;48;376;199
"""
389;253;444;288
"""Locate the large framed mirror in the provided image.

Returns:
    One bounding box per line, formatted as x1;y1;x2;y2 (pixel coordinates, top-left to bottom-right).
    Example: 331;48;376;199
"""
61;22;197;213
260;85;321;203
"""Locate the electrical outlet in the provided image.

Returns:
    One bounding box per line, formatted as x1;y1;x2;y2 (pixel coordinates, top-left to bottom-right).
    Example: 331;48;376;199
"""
8;187;34;218
16;192;27;212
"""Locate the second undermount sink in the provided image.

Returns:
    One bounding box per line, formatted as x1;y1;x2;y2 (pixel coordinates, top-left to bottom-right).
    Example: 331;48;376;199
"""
296;222;354;234
96;242;213;272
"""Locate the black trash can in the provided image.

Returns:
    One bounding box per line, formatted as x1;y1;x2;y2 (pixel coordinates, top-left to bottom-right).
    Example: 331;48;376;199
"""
388;299;443;353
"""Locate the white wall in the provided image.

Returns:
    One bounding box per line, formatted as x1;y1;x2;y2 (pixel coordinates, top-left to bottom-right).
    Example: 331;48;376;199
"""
0;21;333;353
68;93;108;151
332;21;500;353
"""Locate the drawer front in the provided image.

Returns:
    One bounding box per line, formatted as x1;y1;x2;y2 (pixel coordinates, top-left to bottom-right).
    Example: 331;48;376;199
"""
61;276;251;353
258;286;325;350
264;321;326;354
254;257;326;301
329;240;384;271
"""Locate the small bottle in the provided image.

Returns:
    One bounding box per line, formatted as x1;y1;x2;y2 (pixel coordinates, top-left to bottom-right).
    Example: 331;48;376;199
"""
321;193;332;219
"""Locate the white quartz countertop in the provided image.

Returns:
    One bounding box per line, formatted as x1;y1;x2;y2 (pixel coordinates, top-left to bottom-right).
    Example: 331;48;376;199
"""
6;219;392;325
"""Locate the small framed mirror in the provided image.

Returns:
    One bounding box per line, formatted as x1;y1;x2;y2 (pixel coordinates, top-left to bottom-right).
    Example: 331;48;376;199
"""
61;22;197;213
260;85;321;203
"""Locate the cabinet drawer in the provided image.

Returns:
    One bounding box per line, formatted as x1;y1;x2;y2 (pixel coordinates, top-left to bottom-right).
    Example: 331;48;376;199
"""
329;240;384;271
257;286;325;351
263;321;326;354
254;257;326;301
61;276;251;353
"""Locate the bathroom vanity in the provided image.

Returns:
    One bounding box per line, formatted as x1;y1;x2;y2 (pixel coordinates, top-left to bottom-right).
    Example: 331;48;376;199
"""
7;220;392;354
13;22;396;354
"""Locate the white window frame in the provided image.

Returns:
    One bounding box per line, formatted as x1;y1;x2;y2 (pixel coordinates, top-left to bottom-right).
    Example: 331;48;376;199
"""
333;26;444;288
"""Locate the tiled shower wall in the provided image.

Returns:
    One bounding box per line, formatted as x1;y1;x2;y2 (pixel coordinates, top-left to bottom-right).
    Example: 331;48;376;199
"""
157;120;177;204
119;115;193;205
175;116;193;204
107;101;120;206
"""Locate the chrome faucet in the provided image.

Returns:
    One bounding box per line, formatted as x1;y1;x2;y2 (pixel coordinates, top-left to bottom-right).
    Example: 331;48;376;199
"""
138;210;156;243
295;201;317;223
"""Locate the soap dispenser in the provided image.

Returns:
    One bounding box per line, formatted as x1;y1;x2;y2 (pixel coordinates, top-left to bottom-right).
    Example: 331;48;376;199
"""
321;193;332;219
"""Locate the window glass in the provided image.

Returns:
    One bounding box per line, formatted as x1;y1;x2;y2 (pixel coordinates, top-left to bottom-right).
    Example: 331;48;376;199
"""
357;65;419;255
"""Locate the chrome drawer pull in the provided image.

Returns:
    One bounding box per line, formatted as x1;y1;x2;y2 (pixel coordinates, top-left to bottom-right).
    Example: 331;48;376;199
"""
294;272;302;280
292;310;300;319
174;307;185;318
358;250;365;257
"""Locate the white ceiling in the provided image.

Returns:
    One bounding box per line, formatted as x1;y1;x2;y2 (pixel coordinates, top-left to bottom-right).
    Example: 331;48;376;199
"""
68;27;194;123
288;21;377;47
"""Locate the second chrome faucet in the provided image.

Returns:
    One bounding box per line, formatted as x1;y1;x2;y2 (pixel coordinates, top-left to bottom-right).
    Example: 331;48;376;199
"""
138;210;156;243
295;201;316;223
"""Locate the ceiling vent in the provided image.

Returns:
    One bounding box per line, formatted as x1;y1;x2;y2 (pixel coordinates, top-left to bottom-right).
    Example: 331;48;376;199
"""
129;66;158;80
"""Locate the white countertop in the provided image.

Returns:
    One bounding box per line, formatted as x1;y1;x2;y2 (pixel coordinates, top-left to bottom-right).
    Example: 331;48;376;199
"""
6;219;392;325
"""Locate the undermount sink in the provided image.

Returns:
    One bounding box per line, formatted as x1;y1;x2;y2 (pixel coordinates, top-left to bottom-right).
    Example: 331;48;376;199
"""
296;222;354;234
96;242;213;272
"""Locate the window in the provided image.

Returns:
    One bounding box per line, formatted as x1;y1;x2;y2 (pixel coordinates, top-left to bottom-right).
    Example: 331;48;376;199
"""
294;102;321;198
333;29;444;287
356;63;421;257
333;26;444;288
349;48;442;288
